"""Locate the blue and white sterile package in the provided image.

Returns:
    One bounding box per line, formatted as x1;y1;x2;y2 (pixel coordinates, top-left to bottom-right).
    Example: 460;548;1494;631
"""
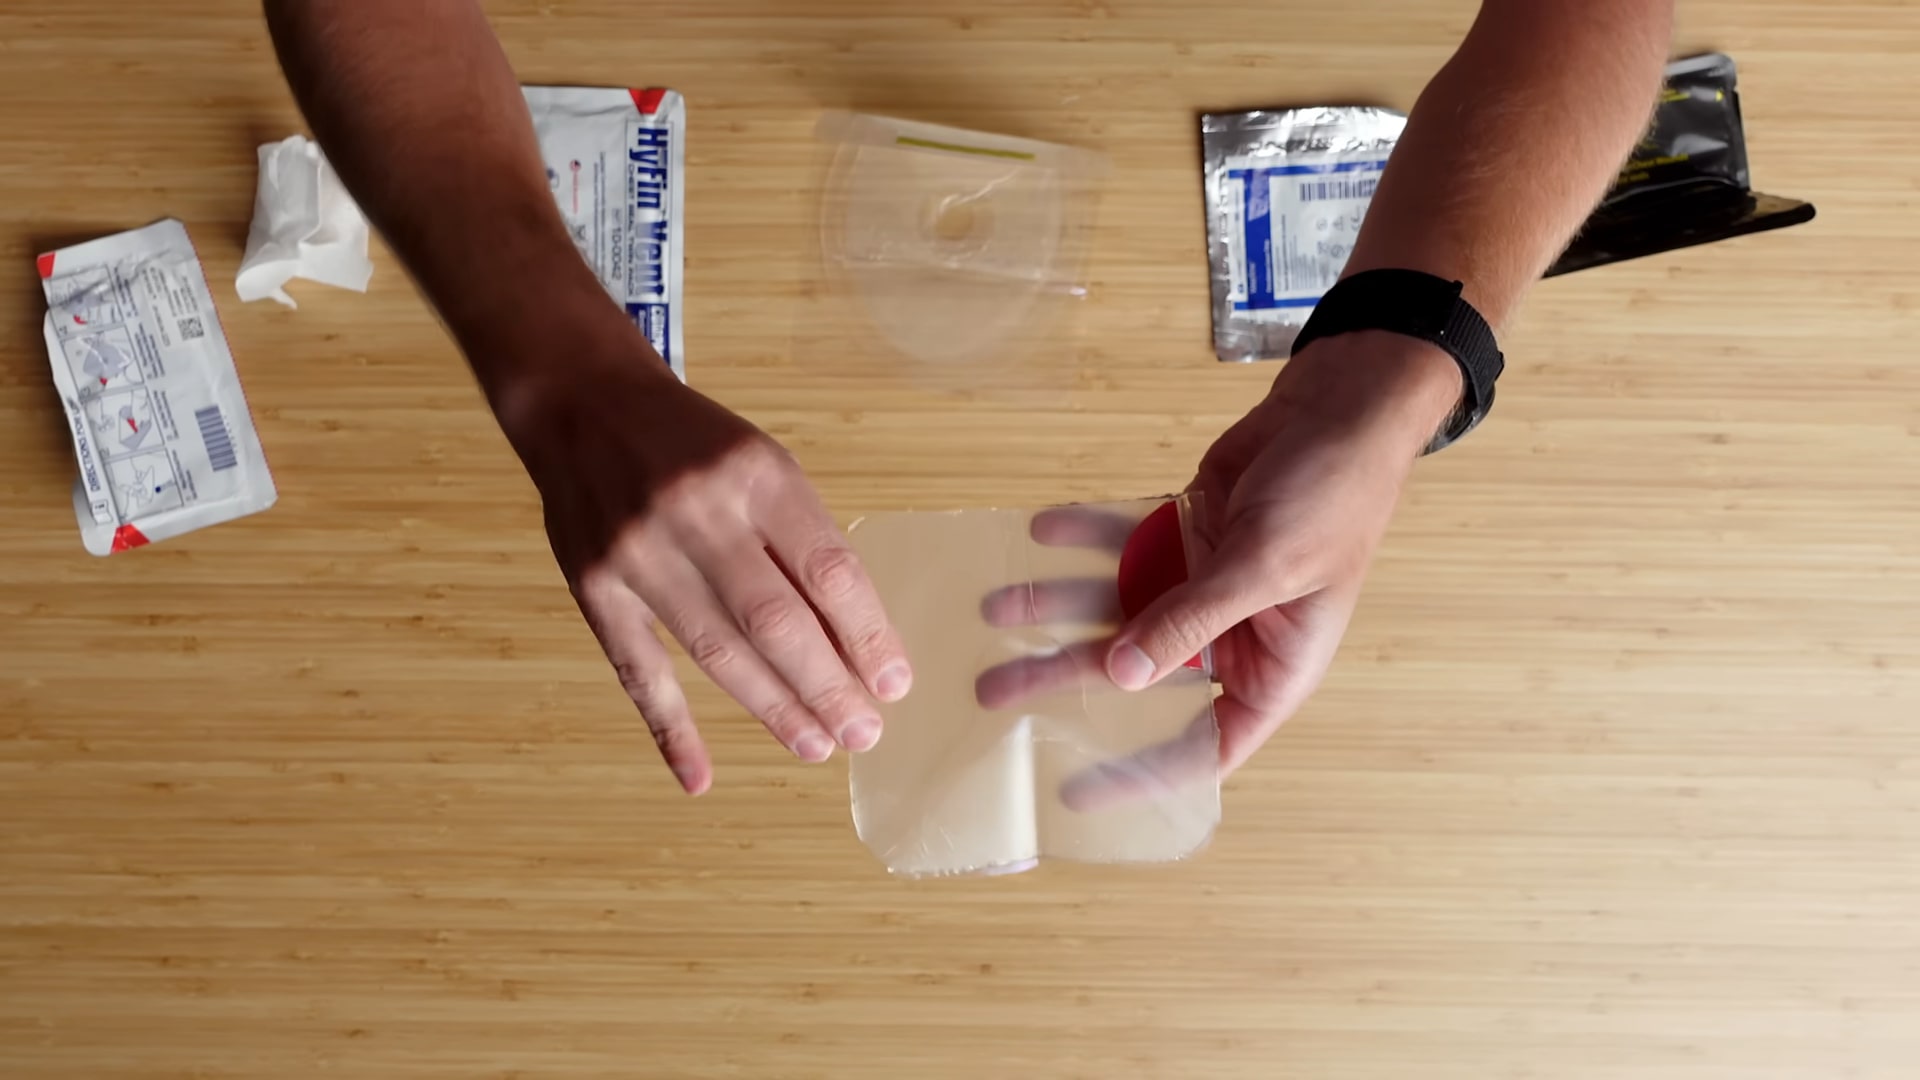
1203;107;1405;362
524;85;686;381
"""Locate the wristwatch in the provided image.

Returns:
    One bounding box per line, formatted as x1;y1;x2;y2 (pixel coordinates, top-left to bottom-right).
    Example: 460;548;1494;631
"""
1289;268;1505;453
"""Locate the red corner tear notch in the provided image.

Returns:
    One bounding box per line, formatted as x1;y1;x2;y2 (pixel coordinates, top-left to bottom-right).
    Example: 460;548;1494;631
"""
36;251;56;278
110;524;151;553
629;88;667;116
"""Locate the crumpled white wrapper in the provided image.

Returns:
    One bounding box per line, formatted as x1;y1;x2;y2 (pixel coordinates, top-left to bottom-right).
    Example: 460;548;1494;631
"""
235;135;374;308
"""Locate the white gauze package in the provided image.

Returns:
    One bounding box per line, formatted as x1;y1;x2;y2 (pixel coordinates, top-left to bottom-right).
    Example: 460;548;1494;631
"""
847;497;1221;878
523;85;686;381
37;219;277;555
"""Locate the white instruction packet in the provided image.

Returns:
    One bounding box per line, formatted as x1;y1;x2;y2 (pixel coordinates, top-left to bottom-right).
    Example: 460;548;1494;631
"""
523;85;686;381
37;219;276;555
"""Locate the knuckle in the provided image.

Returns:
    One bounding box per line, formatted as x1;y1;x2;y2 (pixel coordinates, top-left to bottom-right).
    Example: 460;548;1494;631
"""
800;682;863;724
843;623;894;665
1155;604;1217;653
758;699;813;742
739;595;807;646
648;472;701;514
648;718;693;756
611;517;661;554
643;483;720;539
736;436;795;475
569;562;622;606
1254;544;1313;593
684;631;737;674
611;660;657;704
1266;565;1314;603
692;438;787;491
612;659;683;723
802;545;865;602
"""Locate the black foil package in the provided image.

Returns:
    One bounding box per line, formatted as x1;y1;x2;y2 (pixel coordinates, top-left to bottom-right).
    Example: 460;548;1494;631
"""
1547;53;1814;277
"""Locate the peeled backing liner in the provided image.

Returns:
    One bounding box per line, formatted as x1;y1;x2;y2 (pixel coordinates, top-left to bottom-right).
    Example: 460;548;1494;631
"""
846;497;1221;878
811;113;1106;392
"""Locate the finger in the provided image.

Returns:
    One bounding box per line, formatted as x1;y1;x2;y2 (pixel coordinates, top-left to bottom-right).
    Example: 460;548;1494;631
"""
1058;708;1219;813
625;555;839;764
693;539;886;753
1029;506;1140;554
573;577;712;794
979;577;1118;627
1213;692;1282;778
757;494;913;705
1106;538;1307;692
975;639;1108;710
1211;587;1357;775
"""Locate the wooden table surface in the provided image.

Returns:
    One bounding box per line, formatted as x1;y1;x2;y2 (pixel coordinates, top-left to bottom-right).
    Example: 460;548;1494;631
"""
4;2;1919;1077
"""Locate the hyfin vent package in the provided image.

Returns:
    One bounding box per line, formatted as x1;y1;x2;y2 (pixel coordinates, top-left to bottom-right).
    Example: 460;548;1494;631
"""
809;112;1106;393
847;496;1221;878
36;219;277;555
1202;106;1405;363
524;85;686;381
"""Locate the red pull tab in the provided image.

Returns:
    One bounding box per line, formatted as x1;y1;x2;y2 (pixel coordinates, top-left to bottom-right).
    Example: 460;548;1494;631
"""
110;524;150;553
1115;501;1204;670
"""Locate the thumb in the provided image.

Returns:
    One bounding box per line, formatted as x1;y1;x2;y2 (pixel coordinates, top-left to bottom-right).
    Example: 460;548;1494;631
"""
1105;547;1295;691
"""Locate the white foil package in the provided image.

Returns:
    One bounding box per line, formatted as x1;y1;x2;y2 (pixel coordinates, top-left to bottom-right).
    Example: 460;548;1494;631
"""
235;135;375;307
1203;107;1406;362
523;85;686;381
37;220;277;555
847;497;1221;878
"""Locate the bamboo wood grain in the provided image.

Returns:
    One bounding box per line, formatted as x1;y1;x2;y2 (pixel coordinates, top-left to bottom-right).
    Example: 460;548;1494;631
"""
2;1;1918;1077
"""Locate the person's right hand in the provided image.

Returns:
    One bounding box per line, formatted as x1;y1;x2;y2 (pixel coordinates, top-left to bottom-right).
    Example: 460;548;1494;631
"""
492;337;912;796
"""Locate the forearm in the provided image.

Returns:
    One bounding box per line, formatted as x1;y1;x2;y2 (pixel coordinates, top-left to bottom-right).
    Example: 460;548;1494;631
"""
1292;0;1673;438
1350;0;1672;324
262;0;644;409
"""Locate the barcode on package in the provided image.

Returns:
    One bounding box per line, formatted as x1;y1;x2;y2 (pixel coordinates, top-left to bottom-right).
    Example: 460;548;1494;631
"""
196;405;237;471
1298;178;1378;202
177;315;205;341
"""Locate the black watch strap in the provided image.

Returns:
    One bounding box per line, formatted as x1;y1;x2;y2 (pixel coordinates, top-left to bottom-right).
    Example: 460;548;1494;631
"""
1289;268;1505;452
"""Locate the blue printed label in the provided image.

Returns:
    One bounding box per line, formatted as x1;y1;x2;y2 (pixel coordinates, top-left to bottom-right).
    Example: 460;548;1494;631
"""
627;302;672;367
1225;158;1388;313
626;123;671;308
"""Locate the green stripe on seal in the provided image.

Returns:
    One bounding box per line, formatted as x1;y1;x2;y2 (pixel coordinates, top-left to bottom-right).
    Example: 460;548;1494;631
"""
894;135;1036;161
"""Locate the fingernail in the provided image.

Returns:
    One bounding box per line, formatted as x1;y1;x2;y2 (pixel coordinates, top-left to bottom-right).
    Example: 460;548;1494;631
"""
876;661;913;703
841;716;882;753
1108;643;1155;692
796;734;834;762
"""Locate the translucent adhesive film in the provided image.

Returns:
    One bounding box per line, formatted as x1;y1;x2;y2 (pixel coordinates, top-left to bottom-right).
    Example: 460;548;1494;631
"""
805;113;1106;394
847;497;1221;878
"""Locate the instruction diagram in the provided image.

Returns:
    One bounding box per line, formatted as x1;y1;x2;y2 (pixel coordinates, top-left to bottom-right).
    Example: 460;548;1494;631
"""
106;451;183;518
60;326;142;394
84;388;160;456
